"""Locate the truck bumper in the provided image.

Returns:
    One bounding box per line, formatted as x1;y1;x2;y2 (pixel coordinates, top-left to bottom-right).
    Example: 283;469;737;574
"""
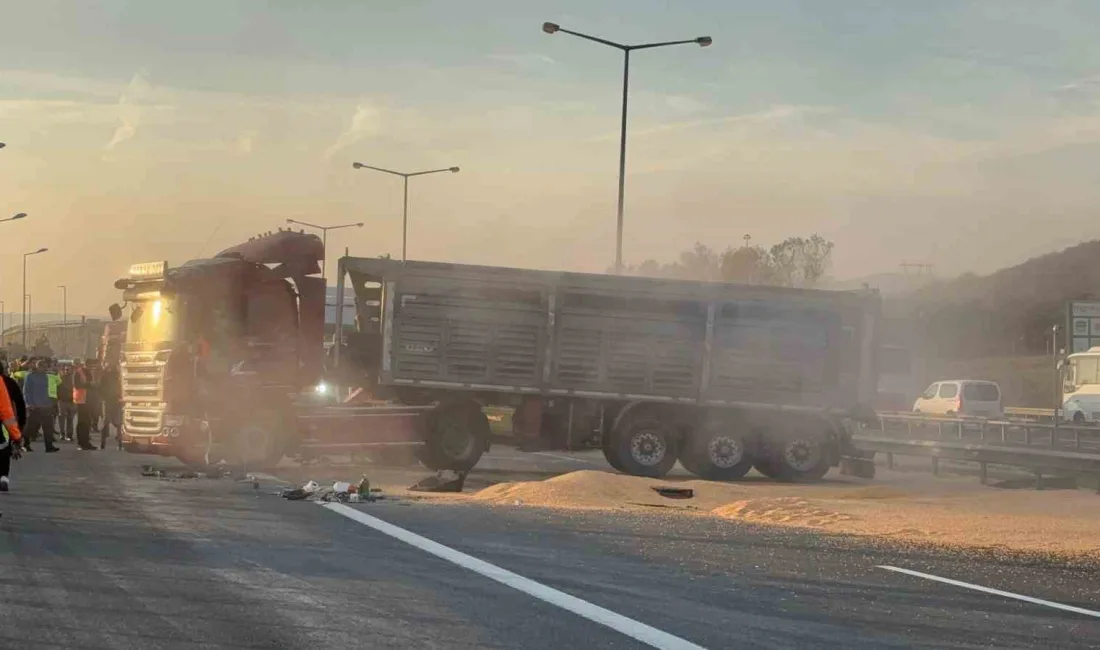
121;416;206;458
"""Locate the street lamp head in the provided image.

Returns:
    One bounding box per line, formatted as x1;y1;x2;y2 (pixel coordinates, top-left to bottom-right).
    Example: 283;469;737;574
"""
12;212;26;220
356;223;364;228
542;22;560;35
696;36;713;47
0;142;6;149
449;166;460;173
35;247;47;254
352;162;364;169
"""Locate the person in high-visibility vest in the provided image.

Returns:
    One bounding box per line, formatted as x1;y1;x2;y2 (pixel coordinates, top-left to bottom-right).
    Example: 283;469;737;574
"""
0;361;26;492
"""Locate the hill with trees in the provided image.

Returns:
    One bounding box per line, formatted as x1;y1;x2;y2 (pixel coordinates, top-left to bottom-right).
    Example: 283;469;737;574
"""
902;240;1100;359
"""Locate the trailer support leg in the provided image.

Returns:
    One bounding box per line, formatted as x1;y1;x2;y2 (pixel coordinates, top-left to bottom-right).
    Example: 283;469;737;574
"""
886;452;894;470
979;462;987;485
931;457;939;477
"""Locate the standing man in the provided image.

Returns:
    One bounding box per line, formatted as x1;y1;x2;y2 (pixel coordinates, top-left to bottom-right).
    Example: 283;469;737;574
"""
86;359;103;434
57;364;75;441
23;359;59;453
47;360;61;433
99;360;122;450
73;360;95;451
0;361;26;492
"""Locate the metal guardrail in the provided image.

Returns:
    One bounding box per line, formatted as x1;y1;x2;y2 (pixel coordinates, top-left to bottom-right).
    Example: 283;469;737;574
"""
1004;406;1059;420
852;434;1100;492
872;411;1100;453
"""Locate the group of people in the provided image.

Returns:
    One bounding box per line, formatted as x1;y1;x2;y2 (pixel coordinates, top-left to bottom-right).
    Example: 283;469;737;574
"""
0;356;122;492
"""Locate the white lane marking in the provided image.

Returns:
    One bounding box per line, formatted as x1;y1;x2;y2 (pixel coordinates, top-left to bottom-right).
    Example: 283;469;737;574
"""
249;472;289;485
878;565;1100;619
532;451;601;465
322;502;708;650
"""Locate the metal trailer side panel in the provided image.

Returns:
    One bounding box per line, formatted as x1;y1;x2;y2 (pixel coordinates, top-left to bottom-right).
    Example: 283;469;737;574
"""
341;257;880;412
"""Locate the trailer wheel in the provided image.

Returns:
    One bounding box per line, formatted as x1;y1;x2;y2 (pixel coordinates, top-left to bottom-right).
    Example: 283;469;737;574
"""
418;402;488;472
601;431;627;473
770;435;830;482
680;423;754;481
610;413;679;478
229;418;288;470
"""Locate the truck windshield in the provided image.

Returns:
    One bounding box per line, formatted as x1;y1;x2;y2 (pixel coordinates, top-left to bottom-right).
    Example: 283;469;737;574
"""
129;298;179;343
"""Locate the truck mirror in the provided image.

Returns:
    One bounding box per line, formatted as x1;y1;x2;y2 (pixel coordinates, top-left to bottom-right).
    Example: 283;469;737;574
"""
130;304;144;323
109;303;123;321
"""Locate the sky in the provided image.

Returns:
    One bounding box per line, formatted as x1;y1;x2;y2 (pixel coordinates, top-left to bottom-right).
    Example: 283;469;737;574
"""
4;0;1100;317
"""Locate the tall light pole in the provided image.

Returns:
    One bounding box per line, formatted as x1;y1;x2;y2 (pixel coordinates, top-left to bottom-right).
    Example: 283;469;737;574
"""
542;22;711;274
285;220;363;282
0;300;5;337
351;163;460;262
22;247;47;347
58;285;67;357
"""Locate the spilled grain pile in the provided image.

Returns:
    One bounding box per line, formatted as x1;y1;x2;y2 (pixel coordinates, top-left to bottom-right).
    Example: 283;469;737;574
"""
469;469;1100;557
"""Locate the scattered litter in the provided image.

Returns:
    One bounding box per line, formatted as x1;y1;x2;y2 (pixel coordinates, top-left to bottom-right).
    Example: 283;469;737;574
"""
653;486;694;499
409;470;467;493
280;477;383;503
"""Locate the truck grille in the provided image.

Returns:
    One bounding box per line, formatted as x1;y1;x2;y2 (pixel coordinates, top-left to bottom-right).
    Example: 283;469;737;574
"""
121;351;168;434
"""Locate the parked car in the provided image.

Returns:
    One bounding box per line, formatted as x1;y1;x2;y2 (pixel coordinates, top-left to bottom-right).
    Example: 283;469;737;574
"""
912;380;1003;418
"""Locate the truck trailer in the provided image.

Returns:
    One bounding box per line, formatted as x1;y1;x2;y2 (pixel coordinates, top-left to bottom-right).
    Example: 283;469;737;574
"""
114;230;880;481
331;254;879;480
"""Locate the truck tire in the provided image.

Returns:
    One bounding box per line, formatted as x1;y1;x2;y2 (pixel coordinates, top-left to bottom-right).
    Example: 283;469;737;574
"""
610;413;679;478
768;435;830;482
417;402;488;472
680;423;754;481
229;418;288;470
601;432;627;473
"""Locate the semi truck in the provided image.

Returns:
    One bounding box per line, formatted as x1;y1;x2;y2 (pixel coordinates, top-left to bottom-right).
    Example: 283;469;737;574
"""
114;230;880;480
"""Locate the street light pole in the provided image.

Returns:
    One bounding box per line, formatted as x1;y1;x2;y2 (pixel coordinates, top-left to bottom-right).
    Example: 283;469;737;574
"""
284;220;363;282
351;163;461;262
22;247;47;347
542;22;712;273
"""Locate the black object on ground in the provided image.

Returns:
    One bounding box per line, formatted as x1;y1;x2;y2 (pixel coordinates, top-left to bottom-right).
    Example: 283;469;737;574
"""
409;470;467;493
652;486;694;499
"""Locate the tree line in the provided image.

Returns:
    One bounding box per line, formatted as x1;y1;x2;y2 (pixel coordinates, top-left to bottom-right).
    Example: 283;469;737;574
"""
621;234;835;288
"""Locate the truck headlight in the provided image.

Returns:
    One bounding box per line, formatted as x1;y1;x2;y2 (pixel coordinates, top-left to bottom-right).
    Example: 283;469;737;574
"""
315;382;329;395
164;414;185;427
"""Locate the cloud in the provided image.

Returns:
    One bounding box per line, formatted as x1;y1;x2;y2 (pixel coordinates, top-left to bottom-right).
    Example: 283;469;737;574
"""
486;52;557;68
235;131;256;155
105;69;152;152
585;104;825;143
663;94;709;115
324;103;381;159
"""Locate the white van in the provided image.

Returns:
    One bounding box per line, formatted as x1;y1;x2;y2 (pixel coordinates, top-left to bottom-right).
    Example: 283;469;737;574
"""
912;380;1003;418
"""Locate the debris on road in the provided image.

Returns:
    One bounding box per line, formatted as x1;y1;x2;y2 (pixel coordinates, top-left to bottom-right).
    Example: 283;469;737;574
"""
409;470;466;493
653;486;694;499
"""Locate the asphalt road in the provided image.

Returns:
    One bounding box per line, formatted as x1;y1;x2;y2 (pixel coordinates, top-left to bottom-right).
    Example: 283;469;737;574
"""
2;445;1098;649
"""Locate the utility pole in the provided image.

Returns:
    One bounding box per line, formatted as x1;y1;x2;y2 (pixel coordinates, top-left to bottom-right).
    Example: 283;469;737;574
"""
59;285;68;357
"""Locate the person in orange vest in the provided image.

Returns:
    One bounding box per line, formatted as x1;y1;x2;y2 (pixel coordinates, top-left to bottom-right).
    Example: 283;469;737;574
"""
1;361;26;492
72;360;96;451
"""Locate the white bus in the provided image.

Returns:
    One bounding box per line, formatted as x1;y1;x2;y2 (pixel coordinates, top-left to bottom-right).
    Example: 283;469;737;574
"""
1061;347;1100;422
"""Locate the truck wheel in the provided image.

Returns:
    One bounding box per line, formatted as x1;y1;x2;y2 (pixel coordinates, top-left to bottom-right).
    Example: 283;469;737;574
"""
417;403;488;472
680;425;754;481
230;420;287;470
601;432;627;473
770;436;830;482
611;414;679;478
